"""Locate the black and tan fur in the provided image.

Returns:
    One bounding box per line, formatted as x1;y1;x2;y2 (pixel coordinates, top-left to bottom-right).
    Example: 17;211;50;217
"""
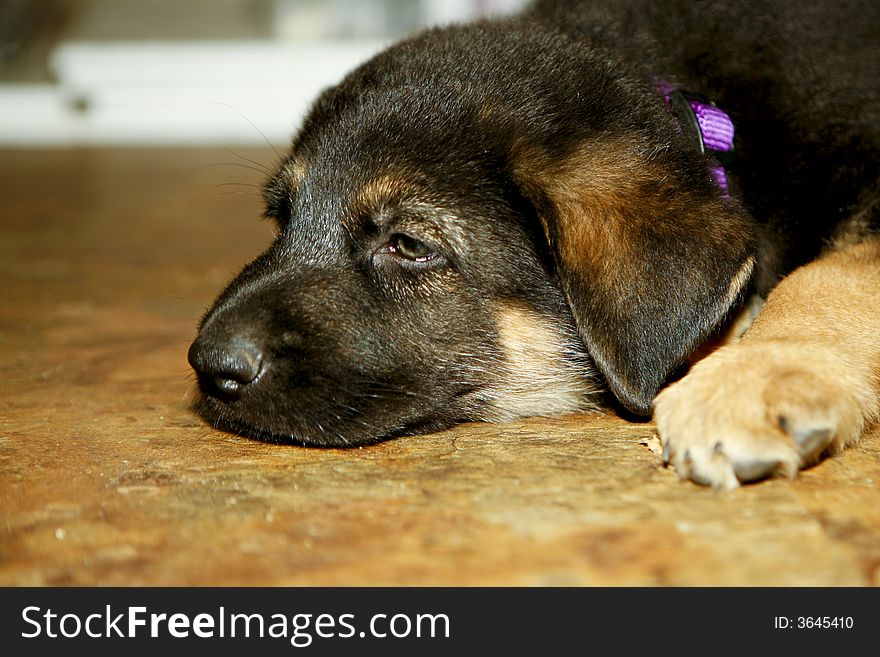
188;0;879;488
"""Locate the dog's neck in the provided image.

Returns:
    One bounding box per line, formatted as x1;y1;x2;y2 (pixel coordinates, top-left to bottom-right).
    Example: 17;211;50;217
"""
656;80;735;194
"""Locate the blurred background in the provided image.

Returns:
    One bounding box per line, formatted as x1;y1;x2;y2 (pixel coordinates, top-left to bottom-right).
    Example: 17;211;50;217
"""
0;0;530;146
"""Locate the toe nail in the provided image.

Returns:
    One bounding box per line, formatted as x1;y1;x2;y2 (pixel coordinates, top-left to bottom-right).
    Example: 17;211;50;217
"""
778;415;792;434
674;449;693;481
688;470;713;487
778;415;833;457
793;427;833;457
733;458;780;482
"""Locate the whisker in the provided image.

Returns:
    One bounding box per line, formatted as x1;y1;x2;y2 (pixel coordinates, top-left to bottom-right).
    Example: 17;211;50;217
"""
224;148;276;176
217;190;262;197
194;161;270;177
213;102;282;160
213;182;262;190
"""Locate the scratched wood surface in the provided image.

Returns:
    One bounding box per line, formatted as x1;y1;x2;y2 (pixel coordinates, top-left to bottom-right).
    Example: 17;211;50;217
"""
1;148;879;586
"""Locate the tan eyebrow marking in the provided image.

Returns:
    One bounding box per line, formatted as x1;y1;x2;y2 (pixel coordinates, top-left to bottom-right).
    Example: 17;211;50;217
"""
353;173;413;217
282;158;308;189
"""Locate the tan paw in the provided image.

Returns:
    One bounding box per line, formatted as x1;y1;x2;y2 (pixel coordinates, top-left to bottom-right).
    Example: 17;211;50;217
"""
653;341;868;490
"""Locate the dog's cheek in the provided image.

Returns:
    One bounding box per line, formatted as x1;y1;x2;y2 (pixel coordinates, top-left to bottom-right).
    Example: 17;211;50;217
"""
467;302;601;421
299;278;495;437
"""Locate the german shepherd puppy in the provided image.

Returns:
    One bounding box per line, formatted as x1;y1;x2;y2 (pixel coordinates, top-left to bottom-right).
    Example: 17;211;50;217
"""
188;0;879;489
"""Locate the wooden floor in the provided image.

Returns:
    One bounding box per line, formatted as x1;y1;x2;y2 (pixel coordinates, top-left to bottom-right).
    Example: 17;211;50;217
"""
2;148;879;586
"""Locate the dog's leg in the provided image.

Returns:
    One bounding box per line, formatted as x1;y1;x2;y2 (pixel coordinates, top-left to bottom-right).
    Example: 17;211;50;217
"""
654;236;880;489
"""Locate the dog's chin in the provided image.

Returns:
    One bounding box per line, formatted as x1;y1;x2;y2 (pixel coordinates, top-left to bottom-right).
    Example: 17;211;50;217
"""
190;393;449;448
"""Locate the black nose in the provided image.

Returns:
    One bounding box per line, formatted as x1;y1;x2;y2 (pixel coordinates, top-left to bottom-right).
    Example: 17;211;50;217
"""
188;336;264;400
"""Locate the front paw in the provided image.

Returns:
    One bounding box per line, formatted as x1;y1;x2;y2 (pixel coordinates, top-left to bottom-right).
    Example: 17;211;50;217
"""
653;341;866;489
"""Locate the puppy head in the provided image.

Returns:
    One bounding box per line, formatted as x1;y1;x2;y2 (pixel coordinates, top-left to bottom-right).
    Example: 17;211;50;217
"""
188;23;757;445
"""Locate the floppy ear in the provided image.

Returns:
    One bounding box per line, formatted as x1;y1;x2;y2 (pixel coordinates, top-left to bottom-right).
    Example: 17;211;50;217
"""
514;136;757;416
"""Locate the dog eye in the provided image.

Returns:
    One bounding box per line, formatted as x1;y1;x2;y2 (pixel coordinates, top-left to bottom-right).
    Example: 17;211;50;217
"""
388;233;436;262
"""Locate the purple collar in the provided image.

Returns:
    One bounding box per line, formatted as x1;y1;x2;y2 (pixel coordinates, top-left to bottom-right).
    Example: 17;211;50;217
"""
656;81;734;194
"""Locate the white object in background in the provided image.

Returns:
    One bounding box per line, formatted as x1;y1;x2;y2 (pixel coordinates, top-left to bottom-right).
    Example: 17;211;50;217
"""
0;0;530;146
422;0;476;26
0;86;75;146
422;0;529;25
0;40;388;146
